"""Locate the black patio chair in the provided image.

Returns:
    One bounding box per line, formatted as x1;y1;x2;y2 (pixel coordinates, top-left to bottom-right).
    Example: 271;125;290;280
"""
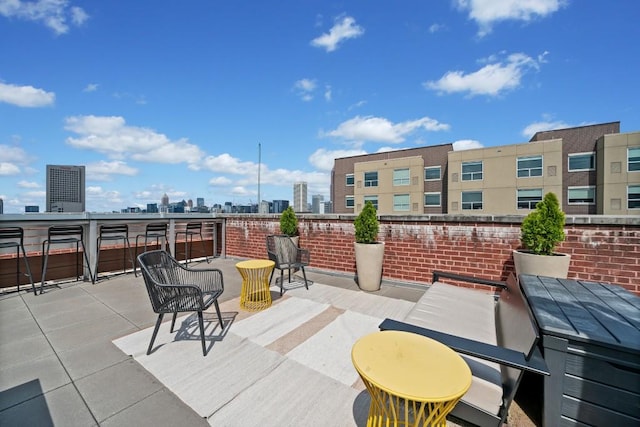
266;235;309;295
0;227;35;294
134;222;168;277
175;222;210;266
95;224;135;282
137;250;225;356
41;225;94;294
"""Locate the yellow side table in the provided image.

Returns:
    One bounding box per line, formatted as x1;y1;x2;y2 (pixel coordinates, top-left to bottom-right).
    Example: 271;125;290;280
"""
352;330;471;427
235;259;275;311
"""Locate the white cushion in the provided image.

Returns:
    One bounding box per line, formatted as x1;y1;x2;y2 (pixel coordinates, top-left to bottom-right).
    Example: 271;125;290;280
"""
403;282;503;415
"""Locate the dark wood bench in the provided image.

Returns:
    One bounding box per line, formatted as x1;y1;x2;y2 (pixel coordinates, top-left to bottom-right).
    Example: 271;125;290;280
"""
379;271;548;427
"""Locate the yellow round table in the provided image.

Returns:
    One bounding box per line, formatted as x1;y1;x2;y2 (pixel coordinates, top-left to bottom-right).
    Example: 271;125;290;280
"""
236;259;275;311
351;330;472;427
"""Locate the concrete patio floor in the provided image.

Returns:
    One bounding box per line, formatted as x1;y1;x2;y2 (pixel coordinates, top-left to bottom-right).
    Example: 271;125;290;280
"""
0;256;539;426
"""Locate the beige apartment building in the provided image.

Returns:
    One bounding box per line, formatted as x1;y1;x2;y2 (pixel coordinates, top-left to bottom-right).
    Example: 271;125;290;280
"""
331;122;640;216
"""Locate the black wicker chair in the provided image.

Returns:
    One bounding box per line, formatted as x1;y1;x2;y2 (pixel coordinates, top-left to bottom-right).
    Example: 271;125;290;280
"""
137;250;225;356
266;235;310;296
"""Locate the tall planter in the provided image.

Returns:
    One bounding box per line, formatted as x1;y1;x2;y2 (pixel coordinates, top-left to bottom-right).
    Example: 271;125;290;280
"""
355;242;385;291
513;250;570;279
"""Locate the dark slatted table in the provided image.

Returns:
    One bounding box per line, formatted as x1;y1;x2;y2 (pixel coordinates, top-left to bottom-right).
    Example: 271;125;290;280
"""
519;274;640;427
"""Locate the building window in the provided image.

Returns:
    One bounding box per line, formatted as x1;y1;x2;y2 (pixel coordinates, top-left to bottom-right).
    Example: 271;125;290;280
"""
629;147;640;172
393;168;410;186
345;196;354;208
568;186;596;205
517;188;543;209
424;166;441;181
393;194;410;211
364;195;378;210
424;192;441;207
461;161;483;181
346;174;354;186
628;185;640;209
364;171;378;187
461;191;482;210
568;152;596;171
517;155;543;177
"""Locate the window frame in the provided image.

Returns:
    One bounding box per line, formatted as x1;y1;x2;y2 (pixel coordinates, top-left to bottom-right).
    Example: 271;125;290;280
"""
345;173;354;186
567;186;596;205
568;152;596;172
424;192;441;207
461;191;483;210
364;171;378;187
424;166;441;181
628;185;640;209
516;155;543;178
393;194;410;212
628;147;640;172
516;188;543;210
364;195;379;210
345;195;354;209
393;168;410;186
461;161;483;181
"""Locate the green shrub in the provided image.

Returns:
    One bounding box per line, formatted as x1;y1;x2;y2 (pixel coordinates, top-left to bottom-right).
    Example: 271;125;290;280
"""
354;201;379;244
521;192;566;256
279;206;298;236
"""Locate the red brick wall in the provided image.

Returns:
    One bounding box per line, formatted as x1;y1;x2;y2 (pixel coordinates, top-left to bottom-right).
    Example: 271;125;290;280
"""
224;215;640;295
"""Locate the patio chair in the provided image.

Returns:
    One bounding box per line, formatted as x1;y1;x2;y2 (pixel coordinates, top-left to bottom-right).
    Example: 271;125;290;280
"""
0;227;35;294
175;222;210;266
266;235;309;295
137;250;225;356
94;224;135;282
134;222;168;277
41;225;94;294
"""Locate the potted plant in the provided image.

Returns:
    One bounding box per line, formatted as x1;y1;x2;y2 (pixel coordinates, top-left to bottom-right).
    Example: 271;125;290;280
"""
513;192;571;278
354;201;385;291
279;206;299;246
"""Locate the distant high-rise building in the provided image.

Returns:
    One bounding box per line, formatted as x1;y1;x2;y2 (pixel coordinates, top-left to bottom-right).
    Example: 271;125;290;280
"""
311;194;324;213
259;201;270;214
197;197;205;207
187;199;193;211
146;203;158;213
324;201;333;214
46;165;85;212
0;198;3;214
25;205;39;213
293;182;308;212
272;200;289;214
160;193;169;213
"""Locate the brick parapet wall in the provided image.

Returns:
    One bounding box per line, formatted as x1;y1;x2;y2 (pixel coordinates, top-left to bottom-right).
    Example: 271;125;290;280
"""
223;214;640;295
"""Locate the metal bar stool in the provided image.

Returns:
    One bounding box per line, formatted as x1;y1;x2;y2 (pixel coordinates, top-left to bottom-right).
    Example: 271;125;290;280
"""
41;225;94;295
175;222;210;266
0;227;36;294
95;224;135;282
134;222;168;276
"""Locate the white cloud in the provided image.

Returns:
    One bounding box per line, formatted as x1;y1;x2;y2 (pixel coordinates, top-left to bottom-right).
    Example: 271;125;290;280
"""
308;148;367;171
522;120;571;138
0;144;30;162
324;85;332;101
86;160;138;181
429;23;445;33
424;52;542;97
452;139;484;150
294;78;317;101
17;180;39;188
0;0;89;35
324;115;450;143
65;115;204;166
201;153;257;175
0;82;55;107
0;162;20;175
456;0;566;36
83;83;99;92
311;16;364;52
209;176;233;186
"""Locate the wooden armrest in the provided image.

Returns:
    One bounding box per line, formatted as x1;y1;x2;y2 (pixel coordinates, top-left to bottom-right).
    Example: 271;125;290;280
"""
379;318;548;376
432;271;507;290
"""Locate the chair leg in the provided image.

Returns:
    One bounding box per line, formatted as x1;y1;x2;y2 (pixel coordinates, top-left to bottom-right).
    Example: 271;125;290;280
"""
279;270;284;296
19;244;35;295
170;312;178;332
197;311;207;356
94;238;102;283
80;241;94;284
213;300;224;328
301;266;309;290
269;268;275;285
200;232;210;263
147;313;164;355
40;240;50;295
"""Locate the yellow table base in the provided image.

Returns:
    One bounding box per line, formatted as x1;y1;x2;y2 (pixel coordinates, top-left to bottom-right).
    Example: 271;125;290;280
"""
236;259;275;311
352;331;472;427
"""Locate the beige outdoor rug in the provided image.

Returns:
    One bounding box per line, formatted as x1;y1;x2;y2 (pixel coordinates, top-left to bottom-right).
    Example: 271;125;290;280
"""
113;283;415;426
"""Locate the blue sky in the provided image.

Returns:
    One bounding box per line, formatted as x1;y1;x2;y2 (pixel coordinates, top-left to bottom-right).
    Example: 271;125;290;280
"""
1;0;638;213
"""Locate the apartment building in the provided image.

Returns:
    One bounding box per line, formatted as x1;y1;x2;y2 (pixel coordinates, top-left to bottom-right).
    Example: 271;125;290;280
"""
331;122;640;215
331;144;452;215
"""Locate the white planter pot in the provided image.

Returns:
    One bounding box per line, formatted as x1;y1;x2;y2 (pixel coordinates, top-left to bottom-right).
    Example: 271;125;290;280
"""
513;250;571;279
355;242;385;292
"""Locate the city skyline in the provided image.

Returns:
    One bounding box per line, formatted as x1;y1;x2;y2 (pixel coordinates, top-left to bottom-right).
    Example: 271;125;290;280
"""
1;1;639;213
